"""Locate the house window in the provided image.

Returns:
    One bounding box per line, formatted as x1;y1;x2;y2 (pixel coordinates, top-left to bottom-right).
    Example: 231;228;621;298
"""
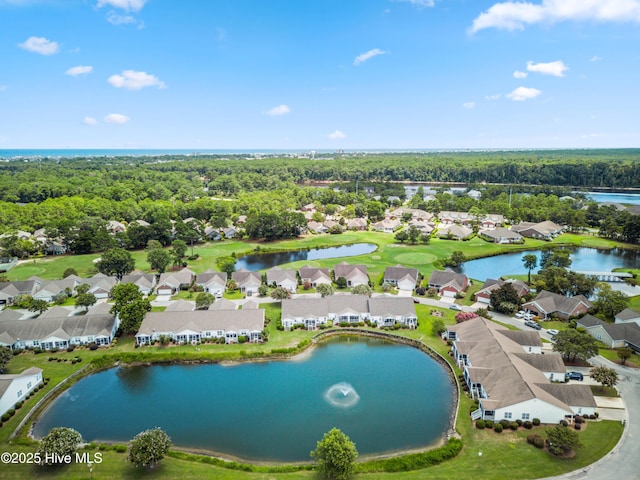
27;382;32;389
522;413;530;420
33;341;39;346
504;412;512;419
17;390;22;398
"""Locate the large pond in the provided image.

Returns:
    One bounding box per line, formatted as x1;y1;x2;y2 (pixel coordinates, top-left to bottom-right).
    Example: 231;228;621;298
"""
584;192;640;205
456;247;640;282
33;337;454;462
235;243;377;271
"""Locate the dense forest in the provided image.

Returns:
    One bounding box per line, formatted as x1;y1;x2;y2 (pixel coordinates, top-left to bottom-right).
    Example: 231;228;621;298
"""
0;150;639;254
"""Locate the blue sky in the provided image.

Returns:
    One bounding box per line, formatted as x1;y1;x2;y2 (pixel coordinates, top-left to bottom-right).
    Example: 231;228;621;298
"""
1;0;639;150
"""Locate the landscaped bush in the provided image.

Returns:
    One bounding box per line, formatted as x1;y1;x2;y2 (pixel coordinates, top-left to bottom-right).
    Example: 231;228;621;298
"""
527;434;545;449
532;418;541;426
560;420;569;427
485;420;494;429
475;420;486;430
494;424;503;433
8;409;15;417
1;413;10;422
523;421;533;429
499;419;510;428
15;401;23;409
516;419;523;426
510;422;519;431
66;345;75;352
574;423;582;430
238;336;247;344
89;343;98;350
575;416;584;424
114;444;127;453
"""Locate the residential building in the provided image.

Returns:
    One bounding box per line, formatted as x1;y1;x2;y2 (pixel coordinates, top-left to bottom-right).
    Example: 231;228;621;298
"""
195;270;227;297
333;262;369;287
156;268;195;295
511;221;564;240
615;308;640;326
576;314;640;353
428;270;469;297
474;279;530;304
280;295;416;330
0;279;41;305
346;218;367;230
446;317;596;424
0;303;118;351
372;218;401;233
135;309;265;345
479;227;523;244
436;224;473;241
522;290;592;320
121;273;157;296
383;265;419;291
266;267;298;292
0;367;43;416
298;266;332;287
232;269;262;296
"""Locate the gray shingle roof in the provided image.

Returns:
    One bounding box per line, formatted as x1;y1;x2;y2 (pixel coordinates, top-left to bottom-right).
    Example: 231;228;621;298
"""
137;309;265;336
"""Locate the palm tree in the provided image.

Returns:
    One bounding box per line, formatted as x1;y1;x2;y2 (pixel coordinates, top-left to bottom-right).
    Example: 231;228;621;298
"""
522;254;538;284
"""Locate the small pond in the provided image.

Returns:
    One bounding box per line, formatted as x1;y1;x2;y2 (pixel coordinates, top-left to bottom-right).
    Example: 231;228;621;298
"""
33;336;454;462
235;243;377;271
456;247;640;282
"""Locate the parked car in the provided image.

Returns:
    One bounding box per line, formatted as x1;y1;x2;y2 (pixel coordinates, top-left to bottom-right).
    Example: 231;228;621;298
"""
515;312;524;318
546;329;559;336
566;371;584;381
524;320;541;330
449;304;462;311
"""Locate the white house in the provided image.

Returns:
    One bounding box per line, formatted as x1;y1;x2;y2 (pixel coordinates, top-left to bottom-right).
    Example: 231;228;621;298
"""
446;317;596;424
266;267;298;292
298;266;332;287
156;268;195;295
232;269;262;296
195;270;227;297
333;262;369;288
120;273;157;296
0;367;43;416
383;265;418;291
135;309;265;345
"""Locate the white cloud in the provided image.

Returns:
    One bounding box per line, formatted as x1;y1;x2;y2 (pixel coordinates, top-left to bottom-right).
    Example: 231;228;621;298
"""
108;70;166;90
485;93;501;100
396;0;435;7
18;36;59;55
83;116;97;125
328;130;346;140
507;86;542;101
104;113;130;124
265;104;291;116
526;60;568;77
96;0;147;11
590;55;603;62
470;0;640;33
107;12;138;25
65;65;93;76
463;102;476;109
353;48;388;66
513;70;528;79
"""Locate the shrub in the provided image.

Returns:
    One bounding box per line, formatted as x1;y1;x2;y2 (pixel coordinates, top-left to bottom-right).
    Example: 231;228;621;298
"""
89;343;98;351
523;421;533;429
15;401;23;409
533;436;545;449
574;416;584;424
526;434;538;445
66;345;75;352
532;418;541;426
516;419;523;426
8;409;15;417
485;420;494;429
114;444;127;453
574;424;582;430
560;420;569;427
127;428;171;467
475;420;486;430
494;424;503;433
499;419;510;428
37;427;84;465
1;413;10;422
510;422;519;431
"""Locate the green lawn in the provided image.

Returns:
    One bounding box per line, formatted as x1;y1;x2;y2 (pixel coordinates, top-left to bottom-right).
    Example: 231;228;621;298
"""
1;231;635;479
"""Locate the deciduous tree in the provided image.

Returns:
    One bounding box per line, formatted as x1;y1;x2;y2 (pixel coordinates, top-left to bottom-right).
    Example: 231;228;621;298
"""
310;428;358;480
316;284;334;297
127;427;171;468
552;329;600;363
195;292;215;310
111;283;151;334
593;283;630;320
589;365;618;391
75;292;97;312
146;247;172;274
617;347;633;366
96;247;135;280
545;424;581;456
37;427;84;466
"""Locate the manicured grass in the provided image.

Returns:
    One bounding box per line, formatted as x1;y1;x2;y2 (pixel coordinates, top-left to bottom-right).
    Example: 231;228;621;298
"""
599;348;640;368
590;385;619;397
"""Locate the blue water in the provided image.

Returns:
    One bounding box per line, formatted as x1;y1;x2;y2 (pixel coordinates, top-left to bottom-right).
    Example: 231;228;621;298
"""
457;247;640;282
32;337;453;462
584;192;640;205
235;243;377;271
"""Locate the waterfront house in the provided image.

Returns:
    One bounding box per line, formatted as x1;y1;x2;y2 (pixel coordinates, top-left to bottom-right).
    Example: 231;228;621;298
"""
135;309;265;345
0;367;43;417
479;227;523;244
511;221;564;240
522;291;592;320
436;224;473;241
346;218;368;230
474;279;530;304
446;317;596;424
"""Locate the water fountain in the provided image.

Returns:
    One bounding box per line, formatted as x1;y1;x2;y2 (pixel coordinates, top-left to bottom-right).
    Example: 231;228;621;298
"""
324;382;360;409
